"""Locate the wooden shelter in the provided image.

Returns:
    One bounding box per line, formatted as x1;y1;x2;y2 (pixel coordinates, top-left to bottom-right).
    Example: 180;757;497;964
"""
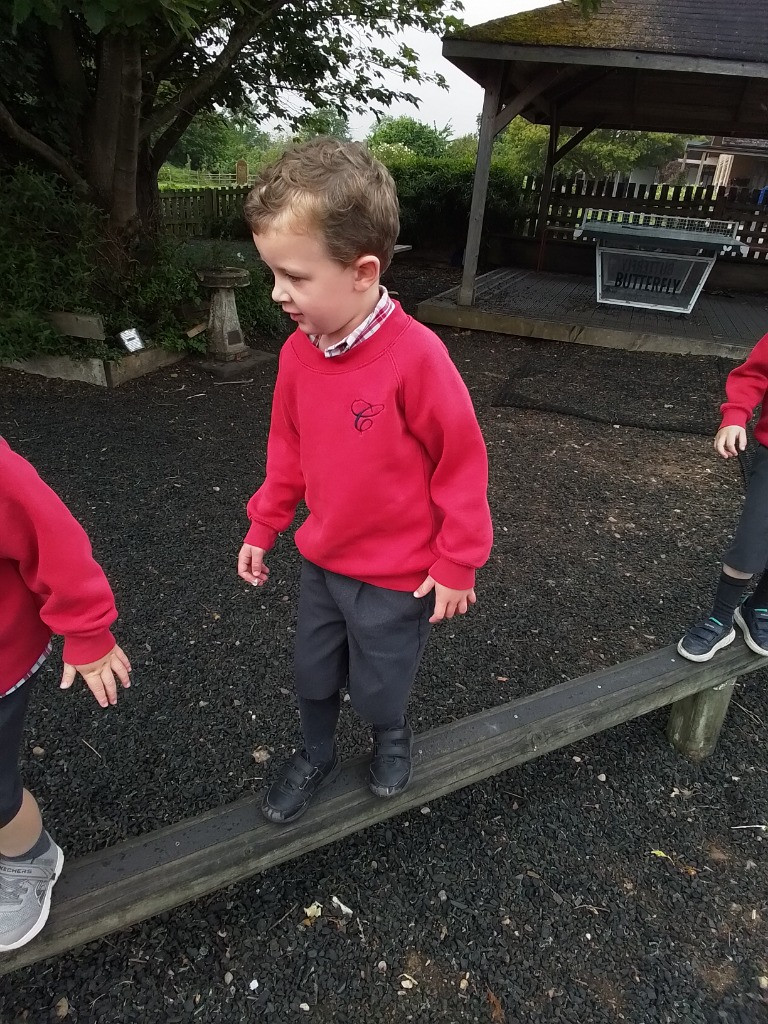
445;0;768;306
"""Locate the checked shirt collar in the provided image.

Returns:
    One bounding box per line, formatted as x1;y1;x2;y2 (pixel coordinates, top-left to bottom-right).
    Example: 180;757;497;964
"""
310;287;395;358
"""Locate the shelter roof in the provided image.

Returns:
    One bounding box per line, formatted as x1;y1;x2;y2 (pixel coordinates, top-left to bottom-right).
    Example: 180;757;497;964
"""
451;0;768;65
444;0;768;138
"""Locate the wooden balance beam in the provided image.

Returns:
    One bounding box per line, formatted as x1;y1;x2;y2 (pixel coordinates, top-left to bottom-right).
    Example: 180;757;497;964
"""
2;640;765;975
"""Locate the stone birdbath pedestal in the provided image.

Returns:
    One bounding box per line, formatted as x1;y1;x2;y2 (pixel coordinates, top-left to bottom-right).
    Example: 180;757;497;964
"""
196;266;251;361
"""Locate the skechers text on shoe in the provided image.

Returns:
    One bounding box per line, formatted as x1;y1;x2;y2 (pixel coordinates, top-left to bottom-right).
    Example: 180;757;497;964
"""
0;838;64;951
677;616;736;663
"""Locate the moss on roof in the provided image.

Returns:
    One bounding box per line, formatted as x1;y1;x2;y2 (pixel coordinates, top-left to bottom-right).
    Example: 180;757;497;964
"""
450;2;650;48
446;0;756;62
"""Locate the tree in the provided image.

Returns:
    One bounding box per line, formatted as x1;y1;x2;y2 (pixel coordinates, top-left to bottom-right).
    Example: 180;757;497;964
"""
493;123;689;180
0;1;462;241
294;107;350;142
166;112;272;171
368;116;451;159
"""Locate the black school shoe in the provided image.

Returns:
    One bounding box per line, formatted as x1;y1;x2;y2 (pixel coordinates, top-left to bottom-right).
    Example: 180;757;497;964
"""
369;720;413;798
677;616;736;662
261;749;340;824
734;602;768;656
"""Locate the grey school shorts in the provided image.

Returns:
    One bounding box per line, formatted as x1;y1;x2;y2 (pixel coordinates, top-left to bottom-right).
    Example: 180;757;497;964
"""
0;670;38;828
293;559;434;724
723;442;768;574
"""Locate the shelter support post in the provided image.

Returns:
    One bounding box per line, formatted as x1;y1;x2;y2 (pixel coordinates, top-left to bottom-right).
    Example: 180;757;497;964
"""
666;679;736;760
458;68;504;307
535;101;560;240
458;66;571;307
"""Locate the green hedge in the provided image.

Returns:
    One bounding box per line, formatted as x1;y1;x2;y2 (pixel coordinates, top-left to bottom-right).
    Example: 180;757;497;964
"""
0;168;283;361
378;155;524;253
201;154;525;255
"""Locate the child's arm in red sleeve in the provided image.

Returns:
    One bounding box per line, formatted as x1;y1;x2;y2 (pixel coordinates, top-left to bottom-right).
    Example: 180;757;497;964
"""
244;359;305;551
400;338;493;591
720;332;768;429
0;440;117;666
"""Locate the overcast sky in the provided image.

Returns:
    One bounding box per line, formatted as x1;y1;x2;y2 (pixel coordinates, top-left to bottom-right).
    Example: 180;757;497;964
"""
347;0;557;140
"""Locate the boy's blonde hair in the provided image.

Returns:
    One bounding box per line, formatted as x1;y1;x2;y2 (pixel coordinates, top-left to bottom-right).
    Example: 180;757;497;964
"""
244;138;400;273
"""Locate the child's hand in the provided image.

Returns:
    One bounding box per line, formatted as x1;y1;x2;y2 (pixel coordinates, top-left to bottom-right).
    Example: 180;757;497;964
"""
414;575;477;624
238;543;270;586
60;644;132;708
714;425;747;458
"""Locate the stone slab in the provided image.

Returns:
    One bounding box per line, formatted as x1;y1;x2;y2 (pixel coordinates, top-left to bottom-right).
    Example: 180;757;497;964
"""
196;348;276;380
105;349;186;387
3;349;186;388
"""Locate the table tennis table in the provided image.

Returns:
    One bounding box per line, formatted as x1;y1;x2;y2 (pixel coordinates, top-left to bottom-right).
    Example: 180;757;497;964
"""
573;209;749;314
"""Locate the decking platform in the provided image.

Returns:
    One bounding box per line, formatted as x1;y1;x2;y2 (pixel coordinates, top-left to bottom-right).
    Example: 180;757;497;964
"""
417;268;768;360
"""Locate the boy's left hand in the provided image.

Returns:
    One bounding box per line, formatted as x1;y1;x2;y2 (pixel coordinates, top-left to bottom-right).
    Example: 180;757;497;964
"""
61;644;132;708
414;576;476;624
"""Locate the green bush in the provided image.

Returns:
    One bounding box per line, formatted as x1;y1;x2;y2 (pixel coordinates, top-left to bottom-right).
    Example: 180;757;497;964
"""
384;155;525;251
0;168;282;361
162;154;526;259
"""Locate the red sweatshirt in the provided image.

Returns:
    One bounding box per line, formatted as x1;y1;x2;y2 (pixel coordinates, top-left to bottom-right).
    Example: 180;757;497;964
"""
0;439;117;695
719;332;768;444
245;304;493;591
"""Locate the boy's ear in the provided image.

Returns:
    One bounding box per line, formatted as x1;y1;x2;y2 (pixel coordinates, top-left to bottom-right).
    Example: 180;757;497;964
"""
353;254;381;290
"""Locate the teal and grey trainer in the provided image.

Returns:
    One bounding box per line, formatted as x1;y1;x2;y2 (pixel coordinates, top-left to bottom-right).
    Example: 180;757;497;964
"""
0;838;64;951
734;603;768;656
677;616;736;663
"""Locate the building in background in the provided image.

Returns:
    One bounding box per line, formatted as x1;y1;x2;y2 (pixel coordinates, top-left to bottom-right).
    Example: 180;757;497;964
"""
680;137;768;190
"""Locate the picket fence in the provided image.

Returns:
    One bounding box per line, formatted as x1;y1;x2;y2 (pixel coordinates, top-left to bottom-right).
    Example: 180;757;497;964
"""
161;186;251;237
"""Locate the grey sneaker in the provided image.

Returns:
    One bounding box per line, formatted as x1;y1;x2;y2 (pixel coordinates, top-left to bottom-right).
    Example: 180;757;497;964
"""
0;838;64;951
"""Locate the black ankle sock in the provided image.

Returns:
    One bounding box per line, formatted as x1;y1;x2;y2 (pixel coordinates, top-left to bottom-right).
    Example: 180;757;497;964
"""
373;716;406;733
6;829;51;862
298;692;340;766
711;571;751;625
747;568;768;609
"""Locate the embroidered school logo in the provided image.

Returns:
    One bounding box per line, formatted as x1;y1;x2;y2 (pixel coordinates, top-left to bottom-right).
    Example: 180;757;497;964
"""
351;399;384;433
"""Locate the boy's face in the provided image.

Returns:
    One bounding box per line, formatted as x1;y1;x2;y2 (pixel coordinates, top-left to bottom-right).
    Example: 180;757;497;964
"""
253;224;380;345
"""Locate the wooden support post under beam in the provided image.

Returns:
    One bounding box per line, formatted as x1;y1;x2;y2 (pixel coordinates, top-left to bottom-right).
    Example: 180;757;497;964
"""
1;641;762;975
667;679;736;760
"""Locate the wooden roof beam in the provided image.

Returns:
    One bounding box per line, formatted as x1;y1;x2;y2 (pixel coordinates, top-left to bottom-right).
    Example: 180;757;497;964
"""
554;122;601;163
494;65;576;135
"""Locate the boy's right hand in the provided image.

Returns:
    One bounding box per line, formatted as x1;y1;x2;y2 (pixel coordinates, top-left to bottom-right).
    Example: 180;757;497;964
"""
238;544;270;586
714;425;747;458
60;645;132;708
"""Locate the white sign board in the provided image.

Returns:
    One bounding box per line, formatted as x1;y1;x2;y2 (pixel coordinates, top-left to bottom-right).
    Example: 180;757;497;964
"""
596;248;713;314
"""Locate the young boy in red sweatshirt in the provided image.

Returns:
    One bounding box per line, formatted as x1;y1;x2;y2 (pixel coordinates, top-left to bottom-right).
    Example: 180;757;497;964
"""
237;139;493;823
679;332;768;661
0;438;131;950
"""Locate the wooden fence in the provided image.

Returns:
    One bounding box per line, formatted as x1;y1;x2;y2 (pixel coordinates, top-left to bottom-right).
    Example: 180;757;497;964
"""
161;186;250;237
160;178;768;259
511;177;768;261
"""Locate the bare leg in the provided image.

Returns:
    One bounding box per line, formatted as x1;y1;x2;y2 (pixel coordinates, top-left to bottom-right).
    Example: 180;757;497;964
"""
0;790;43;858
722;563;752;581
